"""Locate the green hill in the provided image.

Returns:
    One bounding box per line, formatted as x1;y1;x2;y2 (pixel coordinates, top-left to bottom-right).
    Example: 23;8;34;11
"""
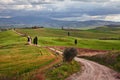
16;28;120;50
0;30;59;80
16;27;120;39
88;26;120;34
0;27;120;79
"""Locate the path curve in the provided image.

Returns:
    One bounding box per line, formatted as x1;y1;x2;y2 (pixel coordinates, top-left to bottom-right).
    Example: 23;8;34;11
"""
66;57;119;80
49;48;119;80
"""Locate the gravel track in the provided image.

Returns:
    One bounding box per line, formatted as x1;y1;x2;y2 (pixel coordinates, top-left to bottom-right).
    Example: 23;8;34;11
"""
49;48;119;80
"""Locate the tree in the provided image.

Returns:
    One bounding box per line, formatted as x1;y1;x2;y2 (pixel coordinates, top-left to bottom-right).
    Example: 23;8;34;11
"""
74;39;77;45
68;32;70;36
61;26;64;30
63;47;78;62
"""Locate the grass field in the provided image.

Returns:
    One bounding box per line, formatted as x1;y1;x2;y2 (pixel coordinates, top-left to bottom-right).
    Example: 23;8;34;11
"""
16;27;120;39
0;27;120;80
0;30;59;80
16;27;120;50
0;30;25;46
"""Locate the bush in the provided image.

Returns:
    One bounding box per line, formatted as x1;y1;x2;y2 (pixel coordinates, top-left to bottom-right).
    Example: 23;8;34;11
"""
63;48;78;62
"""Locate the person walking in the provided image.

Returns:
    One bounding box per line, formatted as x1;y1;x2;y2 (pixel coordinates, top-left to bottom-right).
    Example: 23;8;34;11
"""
33;36;38;45
27;36;32;45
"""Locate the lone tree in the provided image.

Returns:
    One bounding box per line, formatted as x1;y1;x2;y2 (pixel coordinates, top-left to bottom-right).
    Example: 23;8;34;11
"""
63;47;78;62
61;26;64;30
74;39;77;45
68;32;70;36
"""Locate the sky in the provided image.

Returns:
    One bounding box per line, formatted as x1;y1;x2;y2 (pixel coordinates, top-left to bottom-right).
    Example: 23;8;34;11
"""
0;0;120;22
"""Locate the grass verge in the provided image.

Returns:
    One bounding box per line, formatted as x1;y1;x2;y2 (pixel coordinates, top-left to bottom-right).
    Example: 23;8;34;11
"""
45;60;81;80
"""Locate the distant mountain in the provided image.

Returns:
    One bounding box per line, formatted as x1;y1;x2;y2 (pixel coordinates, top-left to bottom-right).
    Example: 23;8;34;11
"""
105;25;120;28
0;16;120;28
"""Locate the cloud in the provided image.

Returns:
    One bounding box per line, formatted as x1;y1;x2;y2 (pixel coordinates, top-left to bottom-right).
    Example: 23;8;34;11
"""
0;0;65;11
0;5;46;11
52;14;120;22
105;14;120;22
0;0;65;5
0;16;12;18
0;0;14;4
71;0;120;2
71;0;109;2
0;0;120;22
52;14;104;21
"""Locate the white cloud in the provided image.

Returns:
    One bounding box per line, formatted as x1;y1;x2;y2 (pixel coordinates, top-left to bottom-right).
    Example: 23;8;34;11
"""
0;0;65;5
0;0;14;4
0;5;46;11
105;14;120;22
0;0;120;22
52;14;120;22
0;16;12;18
18;5;43;11
110;0;120;2
52;14;102;21
71;0;120;2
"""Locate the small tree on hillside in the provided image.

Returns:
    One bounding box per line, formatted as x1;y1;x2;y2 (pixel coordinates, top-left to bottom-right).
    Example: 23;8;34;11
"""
61;26;64;30
74;39;77;45
68;32;70;36
63;47;78;62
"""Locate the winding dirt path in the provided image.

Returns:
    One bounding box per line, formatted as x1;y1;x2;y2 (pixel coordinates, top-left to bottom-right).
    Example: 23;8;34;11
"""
49;48;119;80
13;30;119;80
66;57;119;80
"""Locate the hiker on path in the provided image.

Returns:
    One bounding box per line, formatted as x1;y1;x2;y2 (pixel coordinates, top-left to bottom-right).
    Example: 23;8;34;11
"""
27;36;32;45
33;36;38;45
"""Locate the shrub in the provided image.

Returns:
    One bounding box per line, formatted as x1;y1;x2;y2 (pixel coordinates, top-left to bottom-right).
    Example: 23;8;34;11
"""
63;48;78;62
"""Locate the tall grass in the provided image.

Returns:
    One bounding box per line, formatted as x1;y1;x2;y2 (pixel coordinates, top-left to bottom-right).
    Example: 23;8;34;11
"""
0;30;58;80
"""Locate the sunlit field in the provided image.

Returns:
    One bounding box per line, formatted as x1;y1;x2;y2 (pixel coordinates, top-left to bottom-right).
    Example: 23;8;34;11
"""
0;26;120;79
0;30;59;80
16;27;120;50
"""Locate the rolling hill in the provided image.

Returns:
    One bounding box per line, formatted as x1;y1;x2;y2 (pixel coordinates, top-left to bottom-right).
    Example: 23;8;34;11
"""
0;30;60;80
0;27;120;80
15;27;120;50
0;16;120;28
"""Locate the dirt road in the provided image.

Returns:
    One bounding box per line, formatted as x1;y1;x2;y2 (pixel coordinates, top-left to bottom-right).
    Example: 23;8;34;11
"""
66;57;119;80
49;48;119;80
